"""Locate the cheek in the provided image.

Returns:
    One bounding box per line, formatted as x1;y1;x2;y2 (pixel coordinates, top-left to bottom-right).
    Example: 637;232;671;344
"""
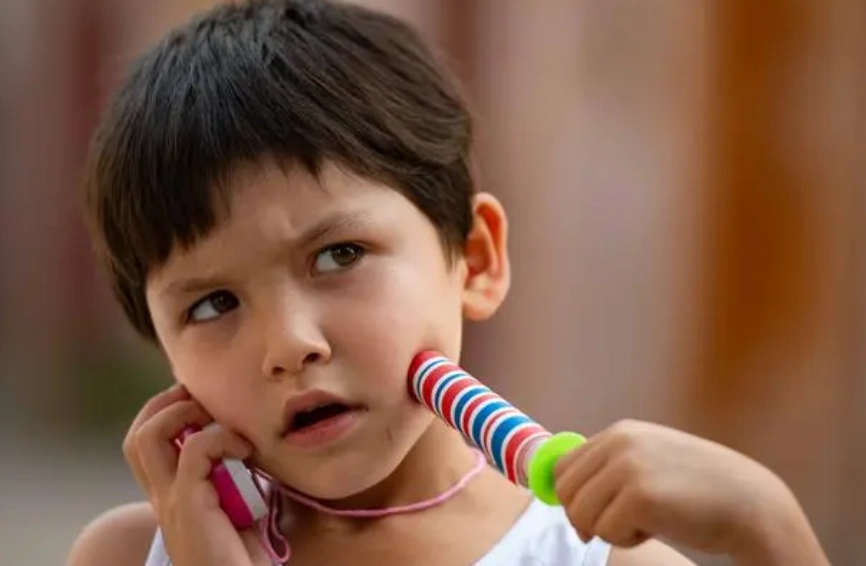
330;262;464;392
167;348;261;431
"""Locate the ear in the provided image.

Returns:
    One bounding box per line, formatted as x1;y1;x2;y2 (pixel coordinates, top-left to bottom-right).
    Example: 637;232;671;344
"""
461;192;511;321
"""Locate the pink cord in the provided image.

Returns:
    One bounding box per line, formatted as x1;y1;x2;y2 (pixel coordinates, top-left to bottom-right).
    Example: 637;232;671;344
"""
251;451;488;564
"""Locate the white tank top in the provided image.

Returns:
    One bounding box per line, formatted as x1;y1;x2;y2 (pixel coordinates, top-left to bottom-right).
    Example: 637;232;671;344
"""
144;498;611;566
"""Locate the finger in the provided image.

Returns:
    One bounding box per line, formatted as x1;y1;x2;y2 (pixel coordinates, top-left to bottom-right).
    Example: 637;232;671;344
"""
175;424;254;490
126;383;190;435
593;487;650;548
591;419;647;454
563;459;623;543
132;400;213;492
240;528;273;565
554;436;610;507
123;384;189;472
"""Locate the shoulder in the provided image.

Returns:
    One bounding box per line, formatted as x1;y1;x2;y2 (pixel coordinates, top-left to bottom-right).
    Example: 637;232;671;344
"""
66;501;158;566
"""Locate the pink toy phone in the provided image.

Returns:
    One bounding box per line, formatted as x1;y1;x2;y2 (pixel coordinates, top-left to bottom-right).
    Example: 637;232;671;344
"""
174;424;268;530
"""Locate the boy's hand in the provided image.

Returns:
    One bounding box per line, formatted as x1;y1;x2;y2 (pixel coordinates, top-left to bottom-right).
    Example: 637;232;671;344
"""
553;420;830;565
123;385;271;566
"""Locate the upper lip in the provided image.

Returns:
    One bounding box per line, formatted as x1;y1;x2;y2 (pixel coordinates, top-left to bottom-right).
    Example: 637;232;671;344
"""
280;389;357;436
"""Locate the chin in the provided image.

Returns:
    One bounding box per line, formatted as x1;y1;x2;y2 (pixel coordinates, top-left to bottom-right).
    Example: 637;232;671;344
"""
264;449;404;502
307;461;404;500
265;411;435;501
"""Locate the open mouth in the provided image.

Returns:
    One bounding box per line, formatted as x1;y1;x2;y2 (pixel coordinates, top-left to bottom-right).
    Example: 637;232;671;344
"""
288;402;354;432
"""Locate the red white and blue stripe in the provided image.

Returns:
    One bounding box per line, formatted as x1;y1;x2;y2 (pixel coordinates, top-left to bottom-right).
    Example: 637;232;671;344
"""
408;351;551;486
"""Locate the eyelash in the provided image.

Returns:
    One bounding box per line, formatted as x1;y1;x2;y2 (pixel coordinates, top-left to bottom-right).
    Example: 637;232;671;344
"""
182;242;367;325
311;242;367;275
184;290;238;324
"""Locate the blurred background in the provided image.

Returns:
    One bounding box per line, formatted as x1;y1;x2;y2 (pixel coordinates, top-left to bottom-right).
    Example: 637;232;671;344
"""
0;0;863;564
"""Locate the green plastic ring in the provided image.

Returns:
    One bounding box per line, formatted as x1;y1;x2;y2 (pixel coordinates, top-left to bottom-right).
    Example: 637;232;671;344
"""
527;431;586;505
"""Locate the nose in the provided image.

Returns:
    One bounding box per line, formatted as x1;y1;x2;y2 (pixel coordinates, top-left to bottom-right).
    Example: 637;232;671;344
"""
259;301;331;379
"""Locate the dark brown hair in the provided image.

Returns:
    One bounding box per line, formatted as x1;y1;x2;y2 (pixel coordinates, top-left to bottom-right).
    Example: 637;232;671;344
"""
85;0;475;342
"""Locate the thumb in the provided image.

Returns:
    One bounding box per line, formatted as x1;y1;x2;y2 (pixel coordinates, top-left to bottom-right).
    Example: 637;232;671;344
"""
239;526;276;566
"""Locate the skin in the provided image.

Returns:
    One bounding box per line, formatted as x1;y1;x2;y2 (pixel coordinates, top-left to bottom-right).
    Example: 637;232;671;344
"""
553;420;832;566
66;159;830;566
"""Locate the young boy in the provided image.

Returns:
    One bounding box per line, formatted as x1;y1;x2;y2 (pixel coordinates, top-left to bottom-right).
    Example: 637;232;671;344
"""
67;1;831;565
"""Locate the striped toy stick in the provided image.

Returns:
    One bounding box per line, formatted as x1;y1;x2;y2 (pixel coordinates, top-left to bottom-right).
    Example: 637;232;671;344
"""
408;351;586;505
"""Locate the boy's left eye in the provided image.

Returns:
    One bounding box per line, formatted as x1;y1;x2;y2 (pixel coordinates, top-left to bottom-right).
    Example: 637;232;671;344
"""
313;243;366;274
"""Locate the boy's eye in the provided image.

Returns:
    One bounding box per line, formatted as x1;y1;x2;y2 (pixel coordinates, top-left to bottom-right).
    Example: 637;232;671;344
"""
313;243;366;274
187;291;239;323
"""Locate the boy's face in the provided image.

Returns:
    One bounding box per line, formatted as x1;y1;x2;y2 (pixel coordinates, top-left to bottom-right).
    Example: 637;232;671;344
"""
145;159;509;498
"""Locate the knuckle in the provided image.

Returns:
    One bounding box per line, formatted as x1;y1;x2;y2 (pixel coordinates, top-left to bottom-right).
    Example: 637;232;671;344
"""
140;392;170;417
180;429;208;453
564;502;582;528
565;507;590;538
626;480;657;514
610;418;636;433
593;521;618;545
608;530;638;548
178;427;219;459
594;515;637;548
121;433;136;459
134;419;156;445
609;419;640;443
122;415;150;458
127;425;149;455
618;451;645;478
121;445;137;470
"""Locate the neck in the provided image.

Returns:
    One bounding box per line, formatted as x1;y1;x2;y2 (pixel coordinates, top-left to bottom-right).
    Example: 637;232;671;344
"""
284;419;486;524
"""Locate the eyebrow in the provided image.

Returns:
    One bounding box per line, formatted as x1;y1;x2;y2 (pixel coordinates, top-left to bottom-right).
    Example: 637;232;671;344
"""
158;209;377;299
295;209;375;251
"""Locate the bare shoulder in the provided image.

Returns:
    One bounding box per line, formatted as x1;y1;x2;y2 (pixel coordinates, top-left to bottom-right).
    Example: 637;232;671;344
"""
66;501;158;566
607;540;696;566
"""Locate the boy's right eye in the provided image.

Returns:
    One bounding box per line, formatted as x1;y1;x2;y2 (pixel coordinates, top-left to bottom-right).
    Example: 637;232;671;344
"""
186;291;239;323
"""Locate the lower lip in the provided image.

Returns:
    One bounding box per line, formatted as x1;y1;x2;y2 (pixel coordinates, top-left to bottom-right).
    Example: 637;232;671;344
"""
282;409;364;449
